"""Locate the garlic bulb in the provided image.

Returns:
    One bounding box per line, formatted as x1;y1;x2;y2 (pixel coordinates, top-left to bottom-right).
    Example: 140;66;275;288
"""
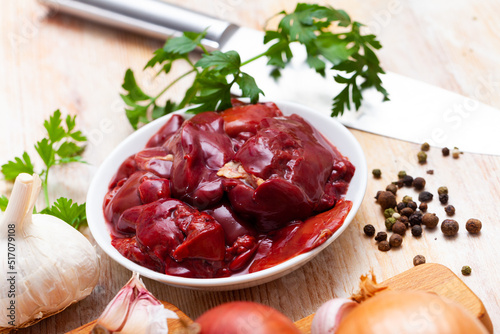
0;173;100;330
93;272;178;334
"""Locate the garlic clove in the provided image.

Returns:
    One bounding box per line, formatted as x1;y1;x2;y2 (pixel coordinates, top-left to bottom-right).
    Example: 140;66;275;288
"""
93;272;178;334
311;298;358;334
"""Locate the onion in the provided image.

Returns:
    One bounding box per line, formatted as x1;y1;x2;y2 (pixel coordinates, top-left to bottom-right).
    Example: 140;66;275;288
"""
195;301;301;334
336;290;488;334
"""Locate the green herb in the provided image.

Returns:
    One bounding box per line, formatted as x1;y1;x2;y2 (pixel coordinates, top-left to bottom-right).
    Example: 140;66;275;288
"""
122;3;388;129
1;110;87;228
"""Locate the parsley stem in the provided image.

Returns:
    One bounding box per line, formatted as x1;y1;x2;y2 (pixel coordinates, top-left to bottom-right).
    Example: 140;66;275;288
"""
241;51;268;67
148;69;196;107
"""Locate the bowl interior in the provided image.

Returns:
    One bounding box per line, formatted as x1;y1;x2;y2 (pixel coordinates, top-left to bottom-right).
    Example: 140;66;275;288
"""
86;100;367;290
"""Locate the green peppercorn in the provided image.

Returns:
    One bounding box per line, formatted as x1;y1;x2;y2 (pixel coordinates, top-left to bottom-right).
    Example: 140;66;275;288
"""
398;170;407;179
461;265;472;276
384;208;396;218
372;169;382;178
402;195;413;204
437;186;448;195
413;255;426;266
363;224;376;237
417;151;427;164
421;142;430;151
385;217;396;231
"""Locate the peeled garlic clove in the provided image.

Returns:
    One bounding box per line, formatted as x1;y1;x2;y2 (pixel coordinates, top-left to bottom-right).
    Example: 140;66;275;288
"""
311;298;358;334
93;272;178;334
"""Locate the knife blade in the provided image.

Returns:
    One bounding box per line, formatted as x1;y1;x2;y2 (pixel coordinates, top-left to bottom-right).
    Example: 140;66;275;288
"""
39;0;500;155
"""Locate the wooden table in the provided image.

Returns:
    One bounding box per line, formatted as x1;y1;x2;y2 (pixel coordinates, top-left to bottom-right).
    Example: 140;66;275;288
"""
1;0;499;332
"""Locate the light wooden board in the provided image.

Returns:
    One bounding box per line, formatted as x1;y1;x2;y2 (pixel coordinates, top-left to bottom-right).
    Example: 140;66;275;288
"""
1;0;500;333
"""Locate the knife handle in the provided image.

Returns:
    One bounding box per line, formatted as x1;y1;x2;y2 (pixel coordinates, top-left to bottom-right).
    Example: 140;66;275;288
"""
38;0;237;49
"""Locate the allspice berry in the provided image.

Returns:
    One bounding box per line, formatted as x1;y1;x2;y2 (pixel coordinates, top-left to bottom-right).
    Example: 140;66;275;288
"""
422;213;439;228
441;219;459;236
466;219;482;234
412;177;426;190
378;240;391;252
419;202;428;212
444;205;456;216
392;222;407;236
413;255;426;266
389;234;403;247
400;207;414;217
375;231;388;242
376;191;397;210
386;183;398;195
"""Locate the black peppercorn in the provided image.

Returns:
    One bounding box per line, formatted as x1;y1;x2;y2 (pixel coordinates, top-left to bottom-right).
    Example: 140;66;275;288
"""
389;234;403;247
400;207;414;217
396;202;406;212
409;211;423;226
466;219;482;234
419;202;428;212
399;215;409;226
444;205;456;216
412;177;426;190
376;191;397;210
392;222;407;236
378;240;391;252
407;201;418;211
418;191;434;202
439;193;449;204
402;175;414;187
363;224;376;237
386;183;398;195
375;231;388;242
441;219;459;236
393;179;404;188
411;225;423;237
413;255;426;266
422;213;439;228
442;147;450;156
372;169;382;178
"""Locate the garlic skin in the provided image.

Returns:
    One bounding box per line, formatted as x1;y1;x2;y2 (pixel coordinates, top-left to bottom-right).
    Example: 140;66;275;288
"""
93;272;178;334
0;173;100;330
311;298;358;334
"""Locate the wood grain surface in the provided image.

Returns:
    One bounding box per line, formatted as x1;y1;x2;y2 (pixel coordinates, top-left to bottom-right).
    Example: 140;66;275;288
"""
1;0;499;333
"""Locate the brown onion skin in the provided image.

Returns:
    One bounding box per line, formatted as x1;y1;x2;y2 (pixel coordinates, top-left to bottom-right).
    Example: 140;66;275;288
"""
336;291;488;334
195;301;301;334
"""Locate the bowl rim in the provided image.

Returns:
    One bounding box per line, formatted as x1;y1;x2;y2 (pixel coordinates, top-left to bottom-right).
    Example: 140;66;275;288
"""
86;100;367;289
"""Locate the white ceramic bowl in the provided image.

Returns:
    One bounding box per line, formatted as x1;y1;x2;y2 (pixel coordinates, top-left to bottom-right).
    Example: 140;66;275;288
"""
87;101;367;290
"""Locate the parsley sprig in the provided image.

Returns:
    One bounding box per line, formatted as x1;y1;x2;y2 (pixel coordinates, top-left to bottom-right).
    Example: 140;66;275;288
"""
122;3;388;129
0;110;87;229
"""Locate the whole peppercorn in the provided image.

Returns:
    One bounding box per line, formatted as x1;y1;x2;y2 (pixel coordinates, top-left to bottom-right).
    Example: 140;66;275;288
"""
452;147;461;159
422;213;439;228
439;193;449;204
417;151;427;164
426;170;434;175
392;222;407;236
421;142;430;151
385;217;396;231
392;212;401;220
444;205;456;216
384;208;396;219
386;183;398;195
402;175;414;187
413;255;426;266
393;179;404;188
461;265;472;276
372;168;382;178
412;177;426;190
400;207;414;217
402;195;413;204
411;225;423;237
399;215;409;226
466;219;482;234
375;191;382;200
407;201;418;211
363;224;376;237
375;231;388;242
376;191;397;210
398;170;407;179
396;202;406;212
389;234;403;247
441;219;459;236
378;240;391;252
442;147;450;156
419;202;428;212
418;191;434;202
437;186;448;195
409;211;423;226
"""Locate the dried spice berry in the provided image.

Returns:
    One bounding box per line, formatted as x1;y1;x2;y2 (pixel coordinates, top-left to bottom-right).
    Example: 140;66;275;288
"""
378;241;391;252
407;201;418;211
418;191;433;202
402;195;413;204
444;205;456;216
437;186;448;195
422;213;439;228
375;231;388;242
421;142;430;151
384;208;395;219
372;169;382;178
452;147;461;159
392;212;401;220
399;215;409;226
411;225;423;237
461;265;472;276
375;191;382;200
385;217;396;231
389;234;403;247
419;202;428;212
441;219;459;236
376;191;397;210
409;211;423;226
386;183;398;195
466;219;482;234
413;255;426;266
426;170;434;175
439;193;449;204
412;177;426;190
398;170;407;179
442;147;450;156
417;151;427;164
400;207;414;217
392;222;407;236
402;175;414;187
396;202;406;212
363;224;376;237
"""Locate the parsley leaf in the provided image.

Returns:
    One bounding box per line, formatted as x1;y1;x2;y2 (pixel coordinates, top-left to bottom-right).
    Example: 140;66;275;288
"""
1;152;35;181
40;197;87;229
0;195;8;211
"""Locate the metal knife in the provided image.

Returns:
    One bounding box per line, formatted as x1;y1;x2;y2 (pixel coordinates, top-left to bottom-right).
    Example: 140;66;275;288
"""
39;0;500;155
